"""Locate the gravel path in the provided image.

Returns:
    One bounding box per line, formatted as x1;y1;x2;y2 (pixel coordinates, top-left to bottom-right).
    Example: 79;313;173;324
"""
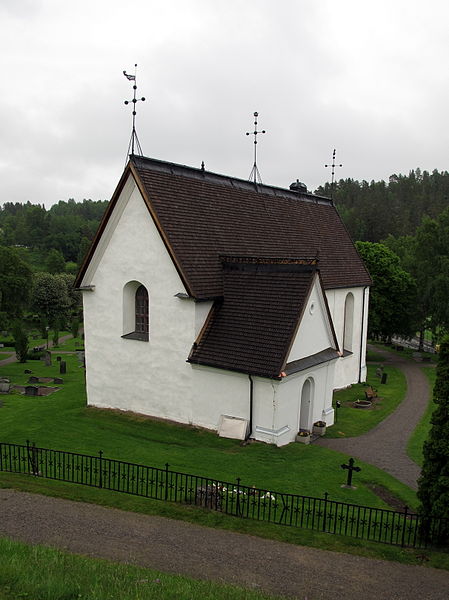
0;334;77;367
317;347;429;490
1;488;449;600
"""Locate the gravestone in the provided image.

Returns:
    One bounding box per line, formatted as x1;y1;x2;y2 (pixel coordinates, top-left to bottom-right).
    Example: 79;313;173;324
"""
76;350;85;367
0;378;11;393
28;376;39;383
25;385;38;396
24;369;32;374
381;373;388;384
59;361;67;374
56;356;62;362
53;377;63;384
44;351;52;367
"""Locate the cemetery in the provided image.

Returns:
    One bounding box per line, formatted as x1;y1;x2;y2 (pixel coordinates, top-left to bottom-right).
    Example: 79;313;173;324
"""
0;334;447;564
0;339;417;511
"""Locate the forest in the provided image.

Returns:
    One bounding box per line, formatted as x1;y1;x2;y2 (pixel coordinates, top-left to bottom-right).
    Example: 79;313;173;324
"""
316;168;449;242
1;167;449;355
0;199;108;358
318;168;449;346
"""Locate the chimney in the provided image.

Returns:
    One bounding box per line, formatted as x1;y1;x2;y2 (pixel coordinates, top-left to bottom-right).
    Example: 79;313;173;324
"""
289;179;307;193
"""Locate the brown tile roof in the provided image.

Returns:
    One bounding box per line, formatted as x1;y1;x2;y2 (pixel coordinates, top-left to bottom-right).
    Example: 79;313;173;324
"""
188;258;318;378
75;155;370;378
285;348;340;376
130;156;371;299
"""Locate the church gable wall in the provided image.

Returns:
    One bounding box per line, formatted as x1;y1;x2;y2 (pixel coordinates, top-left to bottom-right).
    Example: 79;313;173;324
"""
82;178;196;423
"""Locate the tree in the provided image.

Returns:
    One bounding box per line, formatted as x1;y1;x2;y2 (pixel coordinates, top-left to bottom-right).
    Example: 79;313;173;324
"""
77;236;92;266
0;246;33;328
71;317;80;339
414;208;449;336
355;242;416;340
12;320;29;363
417;336;449;546
46;248;66;274
315;169;449;243
57;273;81;315
31;272;71;329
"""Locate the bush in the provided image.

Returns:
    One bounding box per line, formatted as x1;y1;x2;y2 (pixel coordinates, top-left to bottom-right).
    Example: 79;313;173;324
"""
12;322;29;363
71;318;80;339
26;350;45;361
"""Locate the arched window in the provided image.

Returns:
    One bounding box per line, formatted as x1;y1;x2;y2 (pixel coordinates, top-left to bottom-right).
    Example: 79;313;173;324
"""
343;292;354;352
135;285;149;336
122;281;149;341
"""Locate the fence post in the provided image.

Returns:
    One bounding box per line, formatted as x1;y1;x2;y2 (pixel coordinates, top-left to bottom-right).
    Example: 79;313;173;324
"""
401;505;409;547
236;477;241;516
0;442;2;472
98;450;103;489
165;463;169;501
27;440;39;476
323;492;329;532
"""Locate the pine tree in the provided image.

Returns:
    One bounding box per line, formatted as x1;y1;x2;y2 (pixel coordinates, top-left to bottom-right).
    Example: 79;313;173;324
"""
417;336;449;546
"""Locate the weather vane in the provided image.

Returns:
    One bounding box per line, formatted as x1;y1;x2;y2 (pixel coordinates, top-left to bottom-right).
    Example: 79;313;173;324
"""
246;111;266;184
325;148;342;198
123;64;145;158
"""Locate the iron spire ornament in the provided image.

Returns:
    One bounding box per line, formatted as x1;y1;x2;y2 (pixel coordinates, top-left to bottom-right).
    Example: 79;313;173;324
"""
246;111;266;184
325;148;342;199
123;64;146;159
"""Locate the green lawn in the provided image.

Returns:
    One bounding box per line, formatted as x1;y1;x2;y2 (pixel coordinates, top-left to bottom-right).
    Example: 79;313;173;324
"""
2;344;448;568
0;537;282;600
407;368;437;466
0;352;416;510
327;363;406;438
370;341;437;364
366;348;387;362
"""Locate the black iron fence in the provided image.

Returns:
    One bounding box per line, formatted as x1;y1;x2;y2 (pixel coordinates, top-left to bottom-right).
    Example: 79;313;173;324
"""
0;441;445;549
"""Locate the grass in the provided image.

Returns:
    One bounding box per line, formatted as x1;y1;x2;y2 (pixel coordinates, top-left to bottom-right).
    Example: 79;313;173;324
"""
327;363;406;438
0;352;417;509
2;473;449;571
2;340;448;569
0;537;283;600
366;348;386;362
371;341;437;364
407;368;437;466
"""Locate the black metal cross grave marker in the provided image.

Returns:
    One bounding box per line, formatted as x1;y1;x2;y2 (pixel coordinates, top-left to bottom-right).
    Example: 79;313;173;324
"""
341;457;361;487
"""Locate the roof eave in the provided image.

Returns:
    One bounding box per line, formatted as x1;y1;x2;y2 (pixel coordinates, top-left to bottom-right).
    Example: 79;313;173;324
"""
187;358;282;380
74;160;134;288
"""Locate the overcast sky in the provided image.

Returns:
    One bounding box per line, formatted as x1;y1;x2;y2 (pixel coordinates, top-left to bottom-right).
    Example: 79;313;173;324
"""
1;0;448;207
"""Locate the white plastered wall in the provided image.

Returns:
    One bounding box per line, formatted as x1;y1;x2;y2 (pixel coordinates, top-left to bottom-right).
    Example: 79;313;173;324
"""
325;286;369;389
287;275;336;362
252;359;337;446
81;176;196;423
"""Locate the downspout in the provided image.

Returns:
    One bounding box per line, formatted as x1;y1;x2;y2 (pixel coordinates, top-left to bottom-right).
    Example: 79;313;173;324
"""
246;374;254;441
358;286;368;383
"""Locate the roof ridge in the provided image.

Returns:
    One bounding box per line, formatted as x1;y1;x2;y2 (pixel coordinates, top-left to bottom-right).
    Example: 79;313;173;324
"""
131;154;333;205
220;255;319;264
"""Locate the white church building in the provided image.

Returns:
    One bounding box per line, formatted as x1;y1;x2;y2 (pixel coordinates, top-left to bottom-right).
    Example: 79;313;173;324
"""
75;155;371;446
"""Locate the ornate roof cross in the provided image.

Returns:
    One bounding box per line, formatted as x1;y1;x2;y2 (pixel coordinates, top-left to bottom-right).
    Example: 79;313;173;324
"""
325;148;342;198
246;111;266;184
123;64;146;158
